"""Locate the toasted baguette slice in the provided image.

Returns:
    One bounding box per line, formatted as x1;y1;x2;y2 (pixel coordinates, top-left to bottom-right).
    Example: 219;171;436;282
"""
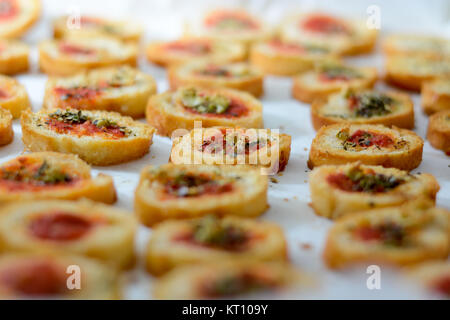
168;61;263;97
184;8;272;49
154;261;304;299
0;200;137;269
0;75;31;118
250;39;335;76
292;61;378;103
0;39;29;75
135;164;268;227
323;200;450;269
0;253;120;299
310;163;439;219
280;12;377;55
0;108;13;146
0;152;116;205
53;15;143;43
43;66;156;118
422;78;450;115
170;127;291;174
427;110;450;156
146;215;287;276
22;108;155;166
0;0;40;38
146;37;246;67
146;86;263;137
311;89;414;130
39;36;138;76
385;55;450;91
383;34;450;59
308;124;423;171
406;261;450;298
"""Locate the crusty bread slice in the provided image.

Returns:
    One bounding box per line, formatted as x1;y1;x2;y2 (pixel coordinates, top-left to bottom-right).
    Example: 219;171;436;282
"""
323;200;450;269
308;123;424;171
0;75;31;119
0;0;40;38
422;78;450;115
0;39;29;75
154;261;303;299
39;36;138;76
146;86;263;137
0;253;120;299
293;62;377;103
21;108;155;166
427;110;450;156
134;164;268;227
168;61;263;97
0;200;137;269
0;152;116;204
0;108;13;146
280;12;377;55
310;163;439;219
145;215;287;276
170;127;291;174
311;89;414;130
53;15;143;43
146;37;246;67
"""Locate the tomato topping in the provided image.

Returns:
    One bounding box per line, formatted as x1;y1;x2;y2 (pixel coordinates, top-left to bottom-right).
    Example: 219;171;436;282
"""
196;65;232;77
59;43;95;56
0;260;66;296
301;14;350;34
201;130;270;156
354;223;405;246
79;16;102;26
204;11;259;30
46;118;126;139
29;212;93;241
0;87;9;99
269;39;305;54
0;0;18;21
54;87;102;102
165;41;211;55
347;130;394;148
432;275;450;297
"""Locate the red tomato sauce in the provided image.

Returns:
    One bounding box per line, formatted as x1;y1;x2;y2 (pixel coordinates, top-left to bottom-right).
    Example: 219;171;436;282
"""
165;41;211;55
0;0;18;21
327;173;357;192
432;276;450;297
46;118;126;139
353;226;382;241
318;73;352;82
54;87;102;101
268;39;305;54
0;260;66;296
80;16;103;26
0;88;10;99
59;43;95;56
162;174;234;199
184;98;248;118
204;11;259;30
347;130;394;148
173;229;255;251
301;14;349;34
29;212;93;241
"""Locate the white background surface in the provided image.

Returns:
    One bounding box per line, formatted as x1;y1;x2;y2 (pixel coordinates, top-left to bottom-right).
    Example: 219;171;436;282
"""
2;0;449;299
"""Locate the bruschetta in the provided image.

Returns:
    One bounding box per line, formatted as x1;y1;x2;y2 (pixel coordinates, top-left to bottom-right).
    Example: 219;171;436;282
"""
249;38;335;76
310;89;414;130
280;12;377;55
309;163;439;219
323;200;450;269
53;15;143;43
426;110;450;156
184;8;272;49
134;164;268;227
0;0;40;38
146;37;246;67
308;124;423;171
0;39;29;75
146;215;287;276
421;78;450;115
21;108;155;166
292;61;378;103
168;61;263;97
0;200;136;269
383;34;450;59
146;86;263;137
0;253;120;299
43;66;157;118
0;74;31;118
406;261;450;298
385;55;450;91
39;36;138;76
170;127;291;174
0;108;13;146
0;152;116;204
154;261;303;299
